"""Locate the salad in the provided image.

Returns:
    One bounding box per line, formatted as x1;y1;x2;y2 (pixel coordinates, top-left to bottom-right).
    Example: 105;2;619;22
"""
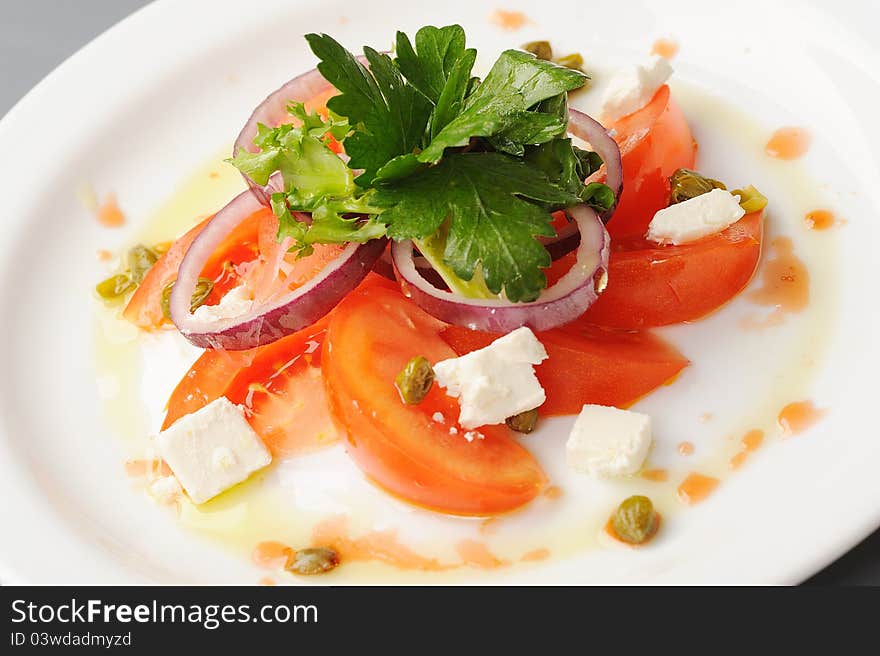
96;25;772;575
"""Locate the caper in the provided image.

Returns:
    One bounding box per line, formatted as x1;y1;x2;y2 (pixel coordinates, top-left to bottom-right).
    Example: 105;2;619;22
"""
286;547;340;576
395;355;435;405
95;273;135;301
160;283;174;320
522;40;553;61
732;185;769;213
555;52;585;72
611;495;657;545
669;168;727;205
160;277;215;321
126;244;159;284
506;408;539;433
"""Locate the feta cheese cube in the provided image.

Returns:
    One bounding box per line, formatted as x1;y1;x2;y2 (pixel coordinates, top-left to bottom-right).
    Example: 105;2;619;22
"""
191;285;253;322
646;189;745;245
155;397;271;503
601;55;674;122
433;327;548;429
566;404;652;477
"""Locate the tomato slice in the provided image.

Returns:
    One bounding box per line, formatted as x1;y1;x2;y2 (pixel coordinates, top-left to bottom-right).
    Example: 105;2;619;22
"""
322;283;546;516
442;323;688;417
162;277;398;441
123;209;269;329
162;318;339;456
582;211;764;329
223;318;340;457
199;208;269;303
162;348;256;430
607;85;697;241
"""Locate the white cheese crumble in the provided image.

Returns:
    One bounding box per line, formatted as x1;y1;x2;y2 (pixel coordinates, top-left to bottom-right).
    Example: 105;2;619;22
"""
155;397;271;504
566;404;652;477
646;189;745;245
191;285;253;322
433;327;548;429
431;412;445;424
600;55;674;122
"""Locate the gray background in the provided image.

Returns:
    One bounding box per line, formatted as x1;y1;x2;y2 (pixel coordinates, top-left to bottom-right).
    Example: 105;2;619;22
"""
1;0;877;586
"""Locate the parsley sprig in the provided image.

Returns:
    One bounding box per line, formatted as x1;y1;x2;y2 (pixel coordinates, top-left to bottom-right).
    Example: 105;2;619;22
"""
228;25;614;303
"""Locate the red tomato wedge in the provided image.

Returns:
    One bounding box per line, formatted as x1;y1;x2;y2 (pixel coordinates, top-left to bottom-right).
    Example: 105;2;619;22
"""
442;323;688;416
162;278;397;444
223;319;340;457
582;211;764;329
607;85;697;241
162;318;339;456
123;209;269;329
162;348;256;430
322;282;547;516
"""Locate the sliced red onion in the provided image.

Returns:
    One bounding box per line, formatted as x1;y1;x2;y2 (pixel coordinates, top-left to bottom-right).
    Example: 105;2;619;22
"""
374;246;448;288
170;190;386;350
391;205;610;333
567;108;623;222
536;110;622;260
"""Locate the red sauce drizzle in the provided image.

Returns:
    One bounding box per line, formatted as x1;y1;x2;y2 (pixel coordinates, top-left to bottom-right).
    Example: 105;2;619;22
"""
765;127;811;160
778;401;825;436
677;473;719;505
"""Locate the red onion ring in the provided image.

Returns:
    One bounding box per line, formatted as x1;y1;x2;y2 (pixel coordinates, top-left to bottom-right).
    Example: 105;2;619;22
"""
567;108;623;221
536;110;622;260
374;246;448;289
391;205;610;333
169;190;386;350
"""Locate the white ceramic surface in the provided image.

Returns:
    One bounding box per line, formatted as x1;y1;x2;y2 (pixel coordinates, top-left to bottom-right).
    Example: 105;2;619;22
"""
0;0;878;584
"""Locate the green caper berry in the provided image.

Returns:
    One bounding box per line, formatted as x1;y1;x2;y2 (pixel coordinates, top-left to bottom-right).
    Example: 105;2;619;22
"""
95;274;136;301
126;244;159;284
555;53;585;72
522;40;553;61
732;185;769;213
669;168;727;205
160;278;215;321
506;408;539;433
286;547;340;576
160;283;174;321
611;495;657;545
395;355;435;405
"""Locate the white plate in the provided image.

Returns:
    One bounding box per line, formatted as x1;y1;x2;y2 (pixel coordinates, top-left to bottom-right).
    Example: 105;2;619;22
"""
1;0;878;584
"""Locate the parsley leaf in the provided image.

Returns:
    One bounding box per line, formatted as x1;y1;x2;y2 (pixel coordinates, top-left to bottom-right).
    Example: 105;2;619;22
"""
373;152;581;302
229;26;616;303
395;25;468;103
522;94;614;212
488;110;567;156
418;50;588;163
305;33;432;185
394;25;477;137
